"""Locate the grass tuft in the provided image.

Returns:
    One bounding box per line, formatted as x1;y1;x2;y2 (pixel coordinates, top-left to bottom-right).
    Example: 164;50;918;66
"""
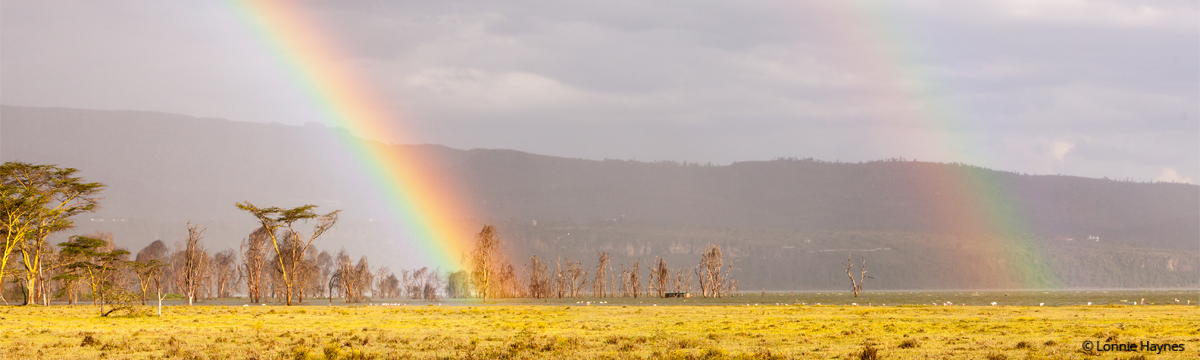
855;342;881;360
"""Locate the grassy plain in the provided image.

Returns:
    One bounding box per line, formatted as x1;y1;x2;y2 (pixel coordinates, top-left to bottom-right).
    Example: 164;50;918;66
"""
0;303;1196;359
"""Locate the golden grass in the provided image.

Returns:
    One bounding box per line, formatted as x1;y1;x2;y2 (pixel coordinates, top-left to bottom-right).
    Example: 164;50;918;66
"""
0;304;1196;359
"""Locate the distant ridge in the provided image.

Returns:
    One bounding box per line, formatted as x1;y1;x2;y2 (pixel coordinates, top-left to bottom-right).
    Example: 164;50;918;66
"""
3;105;1196;289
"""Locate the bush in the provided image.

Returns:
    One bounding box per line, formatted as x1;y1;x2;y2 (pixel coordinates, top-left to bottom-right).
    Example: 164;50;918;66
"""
856;343;881;360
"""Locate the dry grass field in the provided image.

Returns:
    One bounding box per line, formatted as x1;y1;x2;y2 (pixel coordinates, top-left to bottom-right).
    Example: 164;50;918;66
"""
0;304;1196;359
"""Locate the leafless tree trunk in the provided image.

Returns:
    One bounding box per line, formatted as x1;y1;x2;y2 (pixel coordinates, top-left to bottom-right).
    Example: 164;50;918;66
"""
696;244;734;298
421;268;443;301
316;250;333;299
672;268;693;294
648;257;669;298
212;249;239;298
495;262;519;298
179;223;208;306
240;227;269;303
567;257;586;298
553;257;566;298
619;258;641;298
469;225;501;300
379;271;399;299
593;252;609;297
846;253;870;297
526;255;548;299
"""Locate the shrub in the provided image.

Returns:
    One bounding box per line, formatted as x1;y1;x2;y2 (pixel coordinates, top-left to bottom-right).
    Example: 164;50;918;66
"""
856;343;881;360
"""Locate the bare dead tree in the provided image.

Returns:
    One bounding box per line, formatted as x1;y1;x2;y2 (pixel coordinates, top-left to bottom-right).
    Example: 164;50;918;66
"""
400;269;416;299
695;244;734;297
593;252;609;297
421;268;443;301
240;227;270;303
316;250;333;298
372;266;389;298
526;255;549;299
672;268;693;294
566;257;587;298
553;257;566;298
648;256;669;298
846;253;871;297
619;258;641;298
494;262;520;298
178;223;208;305
212;249;240;298
469;225;501;300
379;271;399;299
331;251;373;303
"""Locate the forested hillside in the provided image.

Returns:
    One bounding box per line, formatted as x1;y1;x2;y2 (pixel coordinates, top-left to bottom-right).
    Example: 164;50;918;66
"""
3;105;1196;289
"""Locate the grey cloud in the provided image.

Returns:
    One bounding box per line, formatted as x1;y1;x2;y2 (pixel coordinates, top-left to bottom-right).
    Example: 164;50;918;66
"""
1;0;1196;181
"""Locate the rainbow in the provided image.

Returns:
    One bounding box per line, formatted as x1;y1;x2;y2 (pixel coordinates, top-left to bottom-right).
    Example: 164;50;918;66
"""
228;0;475;270
829;2;1056;288
225;1;1059;286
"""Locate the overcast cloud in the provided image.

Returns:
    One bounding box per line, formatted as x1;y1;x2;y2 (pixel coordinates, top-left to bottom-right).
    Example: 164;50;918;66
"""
2;0;1196;182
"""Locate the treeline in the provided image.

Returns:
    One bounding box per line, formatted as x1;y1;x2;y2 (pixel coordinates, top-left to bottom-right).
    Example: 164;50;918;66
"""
0;219;451;311
0;162;452;312
455;225;739;300
2;162;741;312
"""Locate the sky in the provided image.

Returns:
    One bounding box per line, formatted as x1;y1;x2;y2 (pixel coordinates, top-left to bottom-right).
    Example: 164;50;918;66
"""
2;0;1197;183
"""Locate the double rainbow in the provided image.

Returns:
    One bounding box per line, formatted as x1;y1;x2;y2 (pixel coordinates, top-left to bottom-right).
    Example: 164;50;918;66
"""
228;1;1055;287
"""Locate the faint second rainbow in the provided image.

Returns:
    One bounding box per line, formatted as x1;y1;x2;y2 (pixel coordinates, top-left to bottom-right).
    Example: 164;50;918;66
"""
228;0;474;270
826;1;1057;288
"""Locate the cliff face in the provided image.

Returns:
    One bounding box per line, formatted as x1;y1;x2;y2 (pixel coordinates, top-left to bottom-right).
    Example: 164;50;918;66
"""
3;105;1196;289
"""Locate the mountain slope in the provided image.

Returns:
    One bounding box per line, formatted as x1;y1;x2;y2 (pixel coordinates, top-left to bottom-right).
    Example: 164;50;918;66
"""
2;105;1196;289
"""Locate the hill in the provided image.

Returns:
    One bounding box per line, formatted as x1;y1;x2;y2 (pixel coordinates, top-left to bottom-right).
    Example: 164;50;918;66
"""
2;105;1196;289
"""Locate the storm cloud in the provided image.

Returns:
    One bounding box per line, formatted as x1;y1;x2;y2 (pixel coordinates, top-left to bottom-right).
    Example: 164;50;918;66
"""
2;0;1196;181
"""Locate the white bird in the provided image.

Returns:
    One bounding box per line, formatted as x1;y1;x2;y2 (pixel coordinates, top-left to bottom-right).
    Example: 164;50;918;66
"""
1087;302;1092;305
991;302;997;306
1039;303;1044;306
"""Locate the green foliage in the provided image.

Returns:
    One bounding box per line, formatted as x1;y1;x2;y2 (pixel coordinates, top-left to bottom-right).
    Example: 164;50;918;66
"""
1;161;104;304
57;235;130;315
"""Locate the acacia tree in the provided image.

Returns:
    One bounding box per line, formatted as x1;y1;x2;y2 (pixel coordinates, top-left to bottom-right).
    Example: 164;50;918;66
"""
133;240;169;310
235;202;339;306
1;162;103;305
130;259;167;306
57;235;129;316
